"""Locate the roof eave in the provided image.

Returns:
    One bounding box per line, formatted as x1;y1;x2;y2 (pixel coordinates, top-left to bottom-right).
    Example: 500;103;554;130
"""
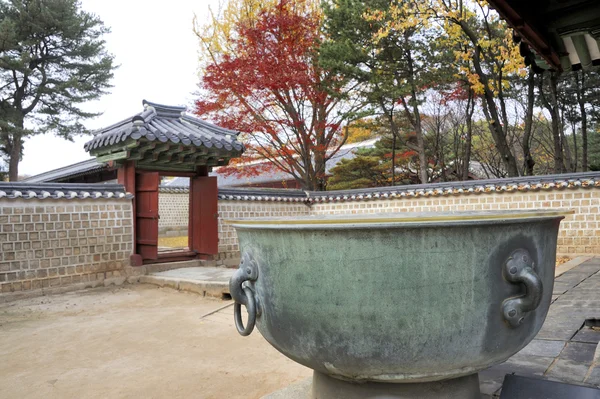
487;0;563;71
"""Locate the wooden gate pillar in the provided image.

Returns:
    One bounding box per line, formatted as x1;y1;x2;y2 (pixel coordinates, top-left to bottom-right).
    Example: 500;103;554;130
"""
117;161;144;266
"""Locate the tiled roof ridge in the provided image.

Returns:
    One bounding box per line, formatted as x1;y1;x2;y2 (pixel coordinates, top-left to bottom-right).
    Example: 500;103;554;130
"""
308;171;600;203
142;100;186;119
159;185;311;203
0;183;133;200
218;187;309;203
160;171;600;202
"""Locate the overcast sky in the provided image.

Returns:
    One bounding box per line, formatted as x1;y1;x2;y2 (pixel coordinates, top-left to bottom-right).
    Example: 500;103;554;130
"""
19;0;220;176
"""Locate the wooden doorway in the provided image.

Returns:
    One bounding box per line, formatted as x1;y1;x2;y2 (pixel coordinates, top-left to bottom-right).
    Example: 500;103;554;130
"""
119;163;220;266
135;172;160;261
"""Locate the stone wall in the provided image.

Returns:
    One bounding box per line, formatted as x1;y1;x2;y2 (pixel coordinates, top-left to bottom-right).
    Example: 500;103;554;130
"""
1;173;598;297
310;190;600;257
215;173;600;260
216;200;310;266
158;189;188;235
0;184;134;297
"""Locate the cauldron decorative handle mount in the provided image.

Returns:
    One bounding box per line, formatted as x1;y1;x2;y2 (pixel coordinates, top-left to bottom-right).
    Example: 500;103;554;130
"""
502;248;543;328
230;251;259;336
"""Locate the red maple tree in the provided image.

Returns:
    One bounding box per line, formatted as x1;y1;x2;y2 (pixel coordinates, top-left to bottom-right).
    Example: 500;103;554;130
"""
195;0;361;191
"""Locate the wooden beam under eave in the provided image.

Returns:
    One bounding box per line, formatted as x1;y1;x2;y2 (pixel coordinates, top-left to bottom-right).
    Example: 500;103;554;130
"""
150;145;185;164
95;150;130;163
171;147;198;162
130;143;160;163
137;141;158;155
170;145;210;163
151;143;172;161
216;158;230;167
204;156;220;167
152;154;176;164
135;163;196;173
176;153;200;165
182;153;208;165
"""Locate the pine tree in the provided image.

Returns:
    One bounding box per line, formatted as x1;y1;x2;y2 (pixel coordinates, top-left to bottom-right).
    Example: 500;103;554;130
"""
321;0;452;184
0;0;115;180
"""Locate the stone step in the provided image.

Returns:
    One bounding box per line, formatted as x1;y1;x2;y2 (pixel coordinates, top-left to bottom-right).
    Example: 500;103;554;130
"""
139;267;234;299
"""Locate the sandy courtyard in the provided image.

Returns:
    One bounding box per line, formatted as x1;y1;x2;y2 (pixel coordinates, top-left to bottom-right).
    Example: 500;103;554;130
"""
0;285;311;399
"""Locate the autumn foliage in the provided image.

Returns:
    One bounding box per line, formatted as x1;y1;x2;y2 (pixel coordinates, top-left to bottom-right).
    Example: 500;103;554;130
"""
195;0;359;191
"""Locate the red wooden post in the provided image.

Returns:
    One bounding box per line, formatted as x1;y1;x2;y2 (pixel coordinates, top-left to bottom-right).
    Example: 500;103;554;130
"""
117;161;136;192
189;175;219;256
117;161;144;266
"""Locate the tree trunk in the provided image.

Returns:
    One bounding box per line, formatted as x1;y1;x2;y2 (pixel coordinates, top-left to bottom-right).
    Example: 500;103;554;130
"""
391;127;397;186
560;121;573;172
380;99;398;187
7;114;24;182
8;133;21;182
462;89;474;180
550;72;565;173
539;71;565;173
572;119;578;171
405;47;428;184
575;70;588;171
522;68;536;175
457;20;519;177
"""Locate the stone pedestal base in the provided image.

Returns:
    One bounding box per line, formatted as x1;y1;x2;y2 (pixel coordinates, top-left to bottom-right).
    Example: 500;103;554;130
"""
311;372;481;399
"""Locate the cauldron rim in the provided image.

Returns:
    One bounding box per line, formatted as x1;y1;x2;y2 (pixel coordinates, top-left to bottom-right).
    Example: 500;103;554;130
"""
225;209;571;229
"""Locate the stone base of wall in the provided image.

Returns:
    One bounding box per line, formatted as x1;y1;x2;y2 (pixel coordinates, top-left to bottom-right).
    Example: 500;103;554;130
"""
0;273;130;303
159;226;188;237
0;258;221;303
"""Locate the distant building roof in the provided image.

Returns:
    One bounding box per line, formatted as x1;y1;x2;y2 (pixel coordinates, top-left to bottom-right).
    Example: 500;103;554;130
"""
84;100;244;170
21;159;109;183
158;138;379;189
211;138;380;188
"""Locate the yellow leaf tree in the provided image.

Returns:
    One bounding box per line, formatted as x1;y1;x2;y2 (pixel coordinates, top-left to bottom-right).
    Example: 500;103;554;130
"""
420;0;526;176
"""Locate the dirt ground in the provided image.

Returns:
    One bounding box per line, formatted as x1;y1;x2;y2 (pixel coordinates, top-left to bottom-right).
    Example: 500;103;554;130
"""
0;285;311;399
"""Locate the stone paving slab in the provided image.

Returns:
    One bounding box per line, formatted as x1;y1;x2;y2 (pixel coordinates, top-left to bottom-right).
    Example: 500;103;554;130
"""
151;267;234;281
261;257;600;398
139;267;234;298
555;256;594;277
573;328;600;344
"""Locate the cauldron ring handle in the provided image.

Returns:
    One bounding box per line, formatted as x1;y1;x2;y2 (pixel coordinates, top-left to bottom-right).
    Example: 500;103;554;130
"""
502;248;543;328
233;287;256;336
230;252;259;336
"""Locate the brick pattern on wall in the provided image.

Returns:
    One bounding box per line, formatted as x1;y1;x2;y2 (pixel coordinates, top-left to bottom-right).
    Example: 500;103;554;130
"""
0;200;133;294
216;201;310;264
158;192;188;230
309;190;600;256
151;186;600;262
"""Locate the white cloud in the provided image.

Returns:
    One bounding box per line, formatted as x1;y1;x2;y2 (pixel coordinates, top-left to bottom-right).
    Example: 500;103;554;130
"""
20;0;221;176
